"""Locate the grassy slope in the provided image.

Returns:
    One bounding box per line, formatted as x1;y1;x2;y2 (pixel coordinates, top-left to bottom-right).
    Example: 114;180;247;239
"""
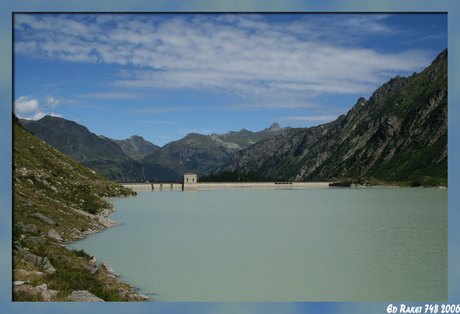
12;118;148;301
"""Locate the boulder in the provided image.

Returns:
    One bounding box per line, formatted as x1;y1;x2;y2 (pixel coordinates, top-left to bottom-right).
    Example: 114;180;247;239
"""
26;198;33;206
40;257;56;274
84;263;100;276
31;213;59;226
26;236;45;245
13;282;57;301
94;215;121;228
67;290;105;302
13;280;32;293
101;261;120;277
14;269;45;278
34;283;52;302
23;224;38;233
16;248;56;274
48;228;62;242
88;255;96;263
138;294;150;300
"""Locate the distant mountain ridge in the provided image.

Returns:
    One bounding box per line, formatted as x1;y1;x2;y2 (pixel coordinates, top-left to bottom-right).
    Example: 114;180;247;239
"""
20;116;131;163
140;123;290;176
19;115;289;180
99;135;160;160
217;49;448;183
19;116;181;182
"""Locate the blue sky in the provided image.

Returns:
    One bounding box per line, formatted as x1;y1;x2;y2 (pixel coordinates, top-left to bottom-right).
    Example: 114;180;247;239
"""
2;1;460;314
13;13;446;146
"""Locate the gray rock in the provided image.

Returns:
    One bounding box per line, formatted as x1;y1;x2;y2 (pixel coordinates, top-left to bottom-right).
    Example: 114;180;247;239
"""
31;213;59;226
41;257;56;274
26;198;34;206
137;294;150;300
48;228;62;242
101;261;119;277
23;224;38;233
13;281;32;293
13;282;55;301
84;263;100;276
67;290;105;302
16;248;56;274
14;269;45;277
34;283;52;301
95;216;121;228
88;255;96;263
26;236;45;245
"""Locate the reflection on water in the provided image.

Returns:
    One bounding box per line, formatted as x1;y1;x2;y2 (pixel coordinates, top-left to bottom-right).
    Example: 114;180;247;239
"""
69;188;447;301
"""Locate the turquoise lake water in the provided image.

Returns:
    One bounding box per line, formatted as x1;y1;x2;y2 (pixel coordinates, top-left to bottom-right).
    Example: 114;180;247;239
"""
68;187;447;302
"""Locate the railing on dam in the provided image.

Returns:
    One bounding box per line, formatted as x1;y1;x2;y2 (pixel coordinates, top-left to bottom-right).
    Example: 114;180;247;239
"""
120;182;183;191
121;181;333;192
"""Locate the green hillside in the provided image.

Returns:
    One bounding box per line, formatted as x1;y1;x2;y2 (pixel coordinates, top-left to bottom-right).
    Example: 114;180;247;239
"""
12;116;149;302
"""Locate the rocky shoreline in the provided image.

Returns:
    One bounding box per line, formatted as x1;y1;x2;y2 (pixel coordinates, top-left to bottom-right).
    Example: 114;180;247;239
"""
13;116;150;301
14;197;151;302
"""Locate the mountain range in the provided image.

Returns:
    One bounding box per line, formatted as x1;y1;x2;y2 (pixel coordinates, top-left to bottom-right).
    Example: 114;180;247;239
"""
217;49;447;183
19;115;288;181
139;123;289;175
19;116;181;182
18;49;447;184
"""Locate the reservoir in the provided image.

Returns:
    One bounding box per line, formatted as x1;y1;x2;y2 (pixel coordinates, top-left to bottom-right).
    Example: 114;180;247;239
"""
68;187;447;302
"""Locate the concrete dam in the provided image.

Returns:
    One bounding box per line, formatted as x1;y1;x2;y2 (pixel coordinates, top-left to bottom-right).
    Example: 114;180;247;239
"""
120;174;333;192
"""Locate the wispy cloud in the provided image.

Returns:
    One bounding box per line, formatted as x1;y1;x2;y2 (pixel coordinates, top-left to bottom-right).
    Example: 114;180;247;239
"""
77;91;148;100
134;119;183;125
14;14;434;110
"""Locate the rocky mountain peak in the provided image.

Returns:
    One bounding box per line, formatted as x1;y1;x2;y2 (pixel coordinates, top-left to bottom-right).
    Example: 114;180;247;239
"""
432;48;447;65
268;123;281;131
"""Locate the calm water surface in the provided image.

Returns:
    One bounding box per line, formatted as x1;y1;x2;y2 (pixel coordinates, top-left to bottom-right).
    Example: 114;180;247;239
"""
68;187;447;301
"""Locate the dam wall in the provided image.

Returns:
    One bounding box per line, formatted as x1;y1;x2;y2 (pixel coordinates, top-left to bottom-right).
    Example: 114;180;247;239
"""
197;182;331;190
121;183;183;191
121;181;332;192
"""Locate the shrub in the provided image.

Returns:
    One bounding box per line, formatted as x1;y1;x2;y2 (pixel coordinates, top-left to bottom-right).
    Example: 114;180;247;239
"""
410;180;422;187
71;248;91;259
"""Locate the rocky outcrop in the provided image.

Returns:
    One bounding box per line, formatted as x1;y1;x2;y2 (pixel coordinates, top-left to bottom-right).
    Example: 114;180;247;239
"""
13;281;59;301
84;263;100;276
16;248;56;274
31;213;59;226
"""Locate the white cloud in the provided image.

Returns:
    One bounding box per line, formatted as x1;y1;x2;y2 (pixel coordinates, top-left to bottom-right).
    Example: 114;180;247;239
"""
14;14;436;109
14;95;63;120
14;95;39;115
